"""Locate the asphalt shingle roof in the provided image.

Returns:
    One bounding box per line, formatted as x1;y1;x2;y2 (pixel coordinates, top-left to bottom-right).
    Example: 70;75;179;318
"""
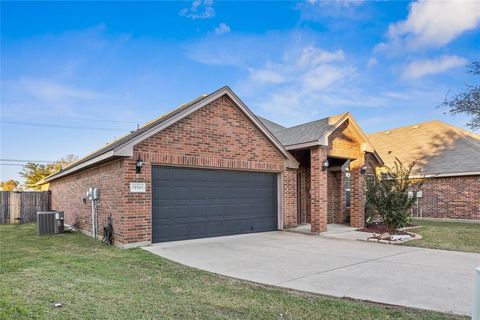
256;116;286;133
271;113;347;146
368;120;480;176
45;86;372;182
48;93;211;179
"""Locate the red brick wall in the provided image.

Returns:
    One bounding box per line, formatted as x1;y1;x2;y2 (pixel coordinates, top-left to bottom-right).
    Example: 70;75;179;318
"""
289;150;310;225
282;169;297;228
327;171;342;224
310;146;328;232
298;165;311;224
49;95;291;246
349;157;365;228
49;159;126;242
411;175;480;220
135;95;285;171
122;158;152;244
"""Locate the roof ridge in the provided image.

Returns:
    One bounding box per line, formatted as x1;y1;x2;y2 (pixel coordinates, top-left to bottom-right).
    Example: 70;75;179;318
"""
256;116;286;128
142;94;209;128
275;112;348;133
368;120;442;136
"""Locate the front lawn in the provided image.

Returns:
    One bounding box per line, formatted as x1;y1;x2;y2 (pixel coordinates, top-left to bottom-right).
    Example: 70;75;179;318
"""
0;224;466;319
404;219;480;253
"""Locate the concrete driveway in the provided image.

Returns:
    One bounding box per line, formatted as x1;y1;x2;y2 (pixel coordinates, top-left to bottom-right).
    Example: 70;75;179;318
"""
144;231;480;316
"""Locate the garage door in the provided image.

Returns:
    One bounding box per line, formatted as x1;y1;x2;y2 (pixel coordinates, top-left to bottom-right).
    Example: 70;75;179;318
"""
152;166;278;243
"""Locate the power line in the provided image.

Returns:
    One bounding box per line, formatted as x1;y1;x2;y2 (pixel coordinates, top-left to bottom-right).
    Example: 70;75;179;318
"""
0;159;55;163
1;111;141;124
0;163;26;166
1;120;129;131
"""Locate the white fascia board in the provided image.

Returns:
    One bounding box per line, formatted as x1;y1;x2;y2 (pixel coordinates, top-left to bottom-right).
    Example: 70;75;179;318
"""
284;140;322;150
320;113;383;163
43;150;116;182
411;171;480;179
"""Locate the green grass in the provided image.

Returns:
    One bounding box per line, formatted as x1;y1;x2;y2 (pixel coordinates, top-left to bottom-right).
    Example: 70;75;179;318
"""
403;219;480;253
0;225;466;320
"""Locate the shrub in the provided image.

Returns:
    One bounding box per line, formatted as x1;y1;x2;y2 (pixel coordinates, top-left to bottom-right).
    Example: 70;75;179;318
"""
366;159;423;233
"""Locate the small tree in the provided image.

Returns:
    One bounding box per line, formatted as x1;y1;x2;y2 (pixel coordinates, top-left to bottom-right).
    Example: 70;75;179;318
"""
366;159;423;234
19;155;77;190
0;180;20;191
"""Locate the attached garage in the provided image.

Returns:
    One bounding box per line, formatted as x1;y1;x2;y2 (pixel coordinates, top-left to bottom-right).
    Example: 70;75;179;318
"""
152;166;278;243
45;86;298;247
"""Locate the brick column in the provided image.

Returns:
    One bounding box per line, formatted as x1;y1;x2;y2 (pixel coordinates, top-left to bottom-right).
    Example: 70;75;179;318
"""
350;156;365;228
282;169;298;229
310;146;328;233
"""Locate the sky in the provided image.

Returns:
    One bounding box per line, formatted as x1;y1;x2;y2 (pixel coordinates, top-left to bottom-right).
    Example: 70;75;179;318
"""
1;0;480;182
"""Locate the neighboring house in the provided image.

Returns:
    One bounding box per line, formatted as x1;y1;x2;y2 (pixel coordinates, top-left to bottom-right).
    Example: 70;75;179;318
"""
42;86;382;247
368;121;480;220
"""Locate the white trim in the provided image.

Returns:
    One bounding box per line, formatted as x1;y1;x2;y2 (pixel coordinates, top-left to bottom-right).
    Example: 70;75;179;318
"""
319;112;350;145
413;217;480;224
320;113;383;164
113;87;299;169
43;151;116;182
411;171;480;179
277;173;284;230
285;141;320;150
151;162;284;173
282;112;383;164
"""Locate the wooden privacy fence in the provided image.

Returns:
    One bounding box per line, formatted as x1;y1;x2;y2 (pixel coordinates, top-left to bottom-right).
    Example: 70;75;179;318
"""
0;191;51;224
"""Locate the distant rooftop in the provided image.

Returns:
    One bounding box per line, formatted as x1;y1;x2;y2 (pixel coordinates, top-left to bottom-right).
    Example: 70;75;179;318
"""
368;121;480;176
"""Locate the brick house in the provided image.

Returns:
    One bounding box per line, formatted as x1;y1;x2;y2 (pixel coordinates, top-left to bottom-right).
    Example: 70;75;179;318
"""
368;121;480;220
43;86;382;247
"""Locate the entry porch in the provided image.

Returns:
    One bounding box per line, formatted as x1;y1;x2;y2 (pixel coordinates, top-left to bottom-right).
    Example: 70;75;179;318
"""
288;146;368;233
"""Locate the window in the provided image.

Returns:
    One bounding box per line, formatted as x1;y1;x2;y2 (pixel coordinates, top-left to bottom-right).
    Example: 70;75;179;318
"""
345;172;351;208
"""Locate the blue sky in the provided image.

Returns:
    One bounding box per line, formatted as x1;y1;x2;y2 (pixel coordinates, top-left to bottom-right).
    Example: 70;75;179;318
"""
1;0;480;182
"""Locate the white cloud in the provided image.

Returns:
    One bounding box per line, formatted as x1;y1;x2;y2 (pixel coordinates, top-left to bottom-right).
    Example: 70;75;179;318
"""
367;57;377;67
306;0;364;7
382;0;480;49
249;69;285;84
297;47;345;66
299;0;367;20
179;0;215;20
15;78;99;101
185;33;402;122
243;46;355;118
214;23;230;35
301;64;353;91
402;55;467;79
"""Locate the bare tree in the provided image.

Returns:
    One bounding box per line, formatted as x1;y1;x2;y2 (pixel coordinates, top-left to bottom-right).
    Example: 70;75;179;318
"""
442;62;480;130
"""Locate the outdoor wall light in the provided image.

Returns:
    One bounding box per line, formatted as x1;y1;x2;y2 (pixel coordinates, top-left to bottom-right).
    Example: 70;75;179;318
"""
360;165;368;175
135;158;144;174
322;159;329;171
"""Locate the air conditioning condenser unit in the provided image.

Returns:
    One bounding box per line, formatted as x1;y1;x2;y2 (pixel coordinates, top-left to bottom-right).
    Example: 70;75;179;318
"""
37;211;64;235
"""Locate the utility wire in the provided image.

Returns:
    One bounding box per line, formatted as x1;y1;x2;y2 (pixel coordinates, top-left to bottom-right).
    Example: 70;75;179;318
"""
0;159;55;163
1;112;141;124
1;120;129;131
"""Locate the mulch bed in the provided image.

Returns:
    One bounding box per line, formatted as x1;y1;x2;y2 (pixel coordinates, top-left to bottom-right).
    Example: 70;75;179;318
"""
358;224;416;236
